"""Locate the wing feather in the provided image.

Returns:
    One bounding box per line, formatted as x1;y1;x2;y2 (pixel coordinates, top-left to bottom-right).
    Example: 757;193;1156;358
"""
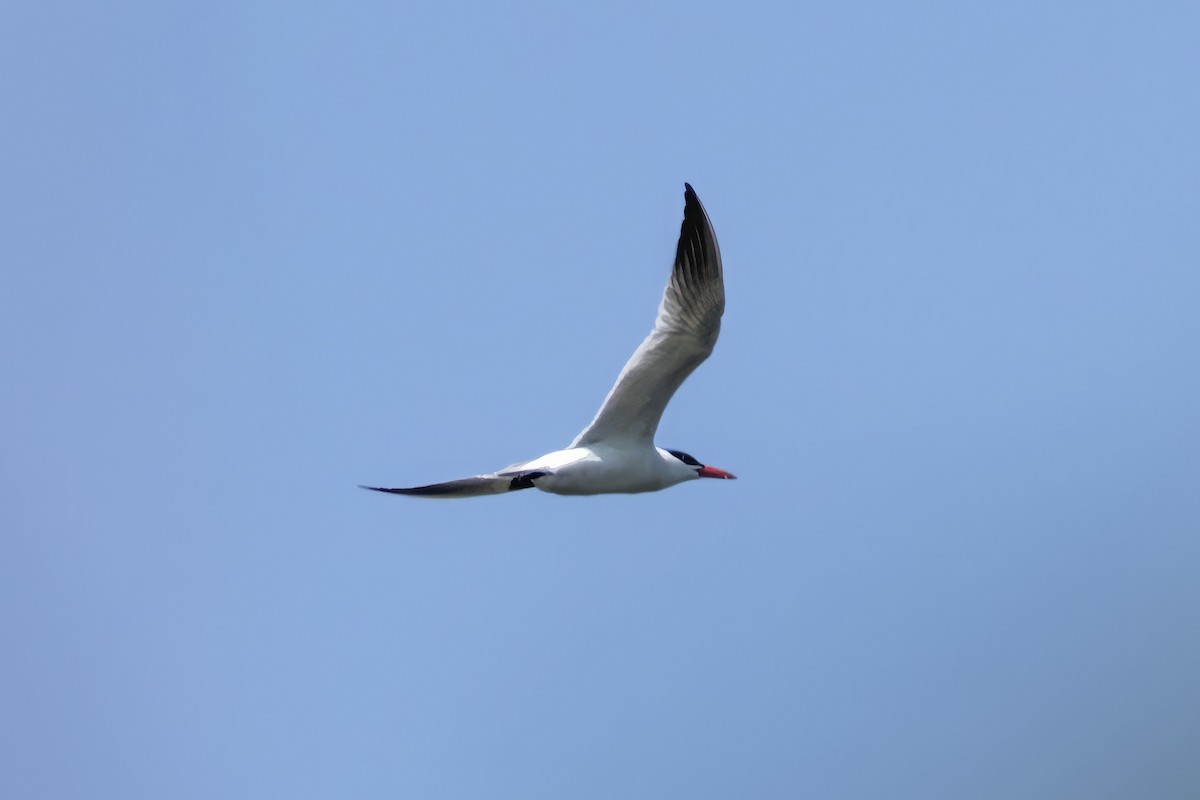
570;184;724;447
360;475;517;498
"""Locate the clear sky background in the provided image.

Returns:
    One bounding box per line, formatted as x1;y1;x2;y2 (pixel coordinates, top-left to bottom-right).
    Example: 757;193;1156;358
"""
3;2;1199;798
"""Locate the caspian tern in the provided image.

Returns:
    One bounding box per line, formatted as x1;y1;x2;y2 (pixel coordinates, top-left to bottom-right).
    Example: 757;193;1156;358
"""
363;183;735;498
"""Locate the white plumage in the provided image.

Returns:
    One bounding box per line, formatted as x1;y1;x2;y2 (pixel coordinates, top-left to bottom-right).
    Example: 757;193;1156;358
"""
363;184;735;498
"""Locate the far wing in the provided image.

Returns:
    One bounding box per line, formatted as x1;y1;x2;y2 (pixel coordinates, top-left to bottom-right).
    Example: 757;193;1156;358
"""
360;470;542;498
570;183;724;447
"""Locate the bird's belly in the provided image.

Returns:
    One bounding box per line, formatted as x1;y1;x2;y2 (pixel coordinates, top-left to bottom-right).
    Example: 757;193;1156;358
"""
535;452;678;495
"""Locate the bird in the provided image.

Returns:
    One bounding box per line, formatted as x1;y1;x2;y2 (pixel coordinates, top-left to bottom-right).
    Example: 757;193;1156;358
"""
362;183;735;498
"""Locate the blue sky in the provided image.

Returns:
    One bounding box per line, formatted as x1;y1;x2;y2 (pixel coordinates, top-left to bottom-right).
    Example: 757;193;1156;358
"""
3;1;1199;797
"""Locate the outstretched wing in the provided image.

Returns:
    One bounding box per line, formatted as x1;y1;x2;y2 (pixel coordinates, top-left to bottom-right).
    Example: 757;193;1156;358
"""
360;470;544;499
570;183;724;447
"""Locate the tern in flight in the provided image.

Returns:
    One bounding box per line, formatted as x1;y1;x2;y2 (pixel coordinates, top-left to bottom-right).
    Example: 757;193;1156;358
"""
362;183;735;498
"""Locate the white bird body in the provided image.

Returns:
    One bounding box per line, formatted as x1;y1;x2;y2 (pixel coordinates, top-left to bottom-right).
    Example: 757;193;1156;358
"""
363;184;736;499
501;445;702;496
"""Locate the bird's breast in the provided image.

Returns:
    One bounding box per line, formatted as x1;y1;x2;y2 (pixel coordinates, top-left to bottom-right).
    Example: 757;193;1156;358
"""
533;445;686;495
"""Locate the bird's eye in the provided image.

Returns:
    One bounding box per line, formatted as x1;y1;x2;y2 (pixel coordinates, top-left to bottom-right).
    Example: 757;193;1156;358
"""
667;449;702;467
